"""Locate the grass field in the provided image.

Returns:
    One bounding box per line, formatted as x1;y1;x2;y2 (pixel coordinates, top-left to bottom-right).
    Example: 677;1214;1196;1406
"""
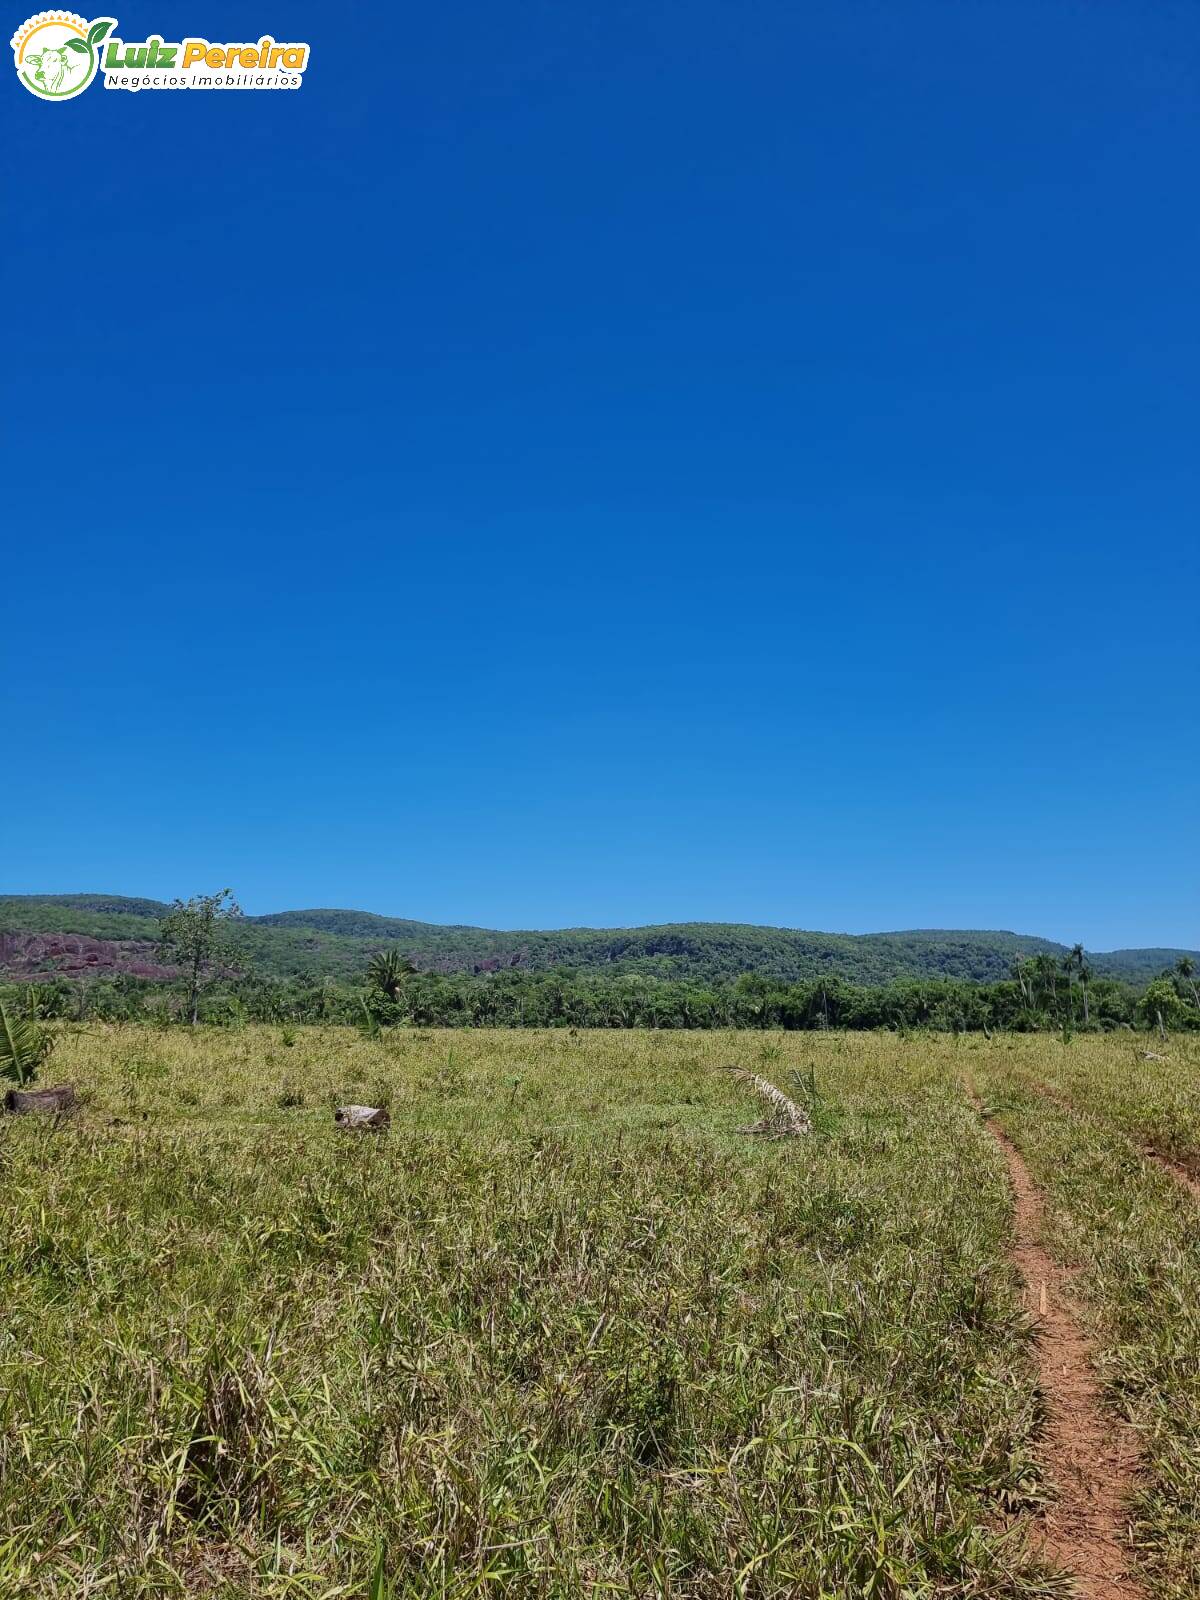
2;1028;1199;1598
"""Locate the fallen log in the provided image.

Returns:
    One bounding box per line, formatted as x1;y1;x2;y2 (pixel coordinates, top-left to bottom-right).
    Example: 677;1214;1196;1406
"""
334;1104;390;1130
3;1084;77;1115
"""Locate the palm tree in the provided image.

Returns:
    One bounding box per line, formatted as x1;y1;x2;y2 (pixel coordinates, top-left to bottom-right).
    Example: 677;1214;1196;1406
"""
1063;944;1092;1025
367;947;416;1002
0;999;55;1087
1032;952;1059;1018
1077;952;1092;1025
1010;955;1032;1012
1176;955;1200;1014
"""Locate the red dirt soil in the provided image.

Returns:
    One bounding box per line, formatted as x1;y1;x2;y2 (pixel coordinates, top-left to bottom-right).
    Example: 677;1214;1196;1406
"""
982;1113;1145;1599
1140;1146;1200;1202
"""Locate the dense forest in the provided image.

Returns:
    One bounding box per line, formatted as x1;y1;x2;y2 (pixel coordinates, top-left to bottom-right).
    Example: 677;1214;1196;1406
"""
5;957;1198;1035
2;894;1196;1033
2;894;1194;986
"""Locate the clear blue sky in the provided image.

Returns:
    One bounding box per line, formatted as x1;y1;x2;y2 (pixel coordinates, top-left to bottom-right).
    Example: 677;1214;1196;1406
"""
4;0;1197;948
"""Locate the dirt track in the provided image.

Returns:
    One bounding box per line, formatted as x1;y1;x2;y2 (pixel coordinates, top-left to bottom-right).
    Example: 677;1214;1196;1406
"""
976;1101;1144;1599
1025;1079;1200;1207
1140;1145;1200;1202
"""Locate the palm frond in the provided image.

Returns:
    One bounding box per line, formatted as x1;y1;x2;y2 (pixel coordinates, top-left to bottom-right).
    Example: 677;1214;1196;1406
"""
724;1066;811;1137
0;1001;55;1087
367;948;416;1001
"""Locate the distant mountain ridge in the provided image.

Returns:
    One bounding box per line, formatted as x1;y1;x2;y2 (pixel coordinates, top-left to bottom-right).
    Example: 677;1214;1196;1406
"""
0;894;1194;988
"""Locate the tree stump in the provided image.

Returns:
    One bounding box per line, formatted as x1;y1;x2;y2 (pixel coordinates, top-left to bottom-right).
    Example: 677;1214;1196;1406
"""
334;1104;390;1130
3;1084;77;1115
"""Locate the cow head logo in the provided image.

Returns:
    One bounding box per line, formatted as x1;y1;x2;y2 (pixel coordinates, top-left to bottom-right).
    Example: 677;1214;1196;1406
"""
11;12;114;100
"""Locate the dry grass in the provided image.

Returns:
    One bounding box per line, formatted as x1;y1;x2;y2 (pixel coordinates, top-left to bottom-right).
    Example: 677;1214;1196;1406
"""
1;1027;1197;1596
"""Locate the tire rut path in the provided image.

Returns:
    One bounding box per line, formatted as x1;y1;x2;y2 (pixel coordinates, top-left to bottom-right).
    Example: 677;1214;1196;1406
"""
1139;1145;1200;1202
1024;1080;1200;1204
968;1086;1145;1599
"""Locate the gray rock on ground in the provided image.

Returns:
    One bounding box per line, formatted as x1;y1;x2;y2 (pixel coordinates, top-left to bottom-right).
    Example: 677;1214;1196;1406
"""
334;1104;390;1129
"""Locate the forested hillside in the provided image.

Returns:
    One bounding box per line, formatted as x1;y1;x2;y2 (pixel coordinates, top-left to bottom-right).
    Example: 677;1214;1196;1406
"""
0;894;1193;986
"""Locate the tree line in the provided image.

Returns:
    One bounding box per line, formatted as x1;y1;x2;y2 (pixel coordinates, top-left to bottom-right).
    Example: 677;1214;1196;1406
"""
7;954;1198;1033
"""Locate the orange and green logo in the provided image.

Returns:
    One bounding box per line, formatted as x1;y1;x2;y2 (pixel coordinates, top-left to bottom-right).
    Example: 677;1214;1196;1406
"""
11;12;310;95
12;11;114;99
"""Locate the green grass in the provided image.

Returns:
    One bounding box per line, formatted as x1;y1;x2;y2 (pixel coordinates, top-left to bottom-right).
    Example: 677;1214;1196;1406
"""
1;1028;1197;1596
974;1036;1200;1600
976;1030;1200;1170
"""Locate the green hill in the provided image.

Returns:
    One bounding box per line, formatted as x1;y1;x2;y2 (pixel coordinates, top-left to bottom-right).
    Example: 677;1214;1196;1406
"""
0;894;1194;987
